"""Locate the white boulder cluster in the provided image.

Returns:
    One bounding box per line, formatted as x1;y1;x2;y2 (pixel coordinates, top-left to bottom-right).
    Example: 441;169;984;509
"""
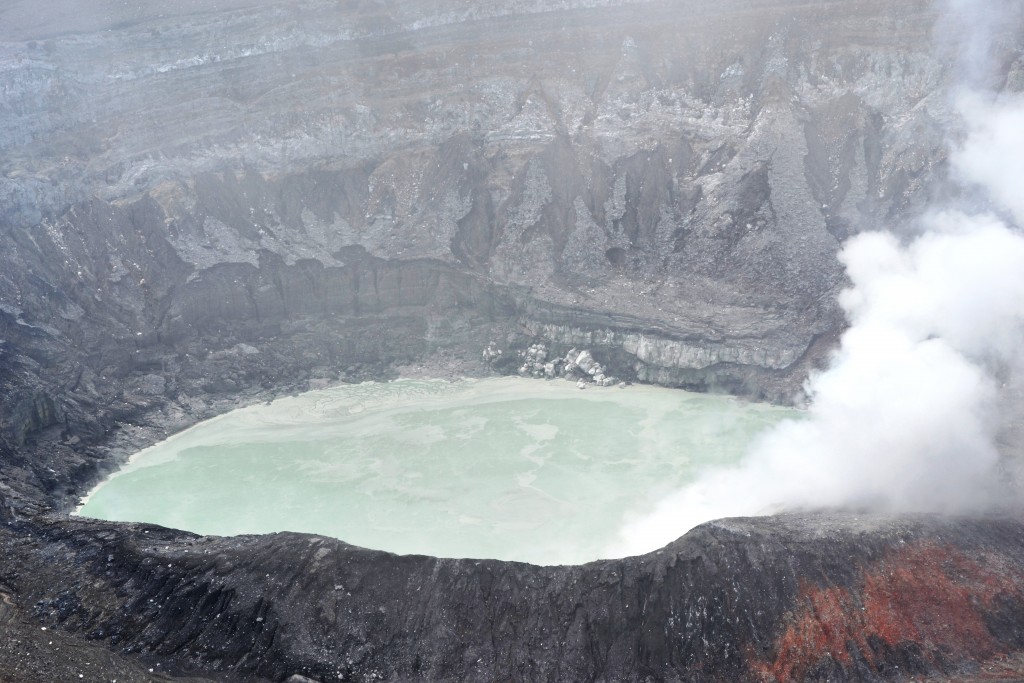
517;343;554;378
484;341;621;387
567;349;616;386
482;341;503;363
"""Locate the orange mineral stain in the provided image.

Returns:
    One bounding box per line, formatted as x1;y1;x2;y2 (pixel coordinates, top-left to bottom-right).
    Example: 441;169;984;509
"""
754;543;1024;682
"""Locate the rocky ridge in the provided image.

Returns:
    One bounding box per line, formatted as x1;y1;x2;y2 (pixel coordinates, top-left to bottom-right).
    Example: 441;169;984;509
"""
5;512;1024;682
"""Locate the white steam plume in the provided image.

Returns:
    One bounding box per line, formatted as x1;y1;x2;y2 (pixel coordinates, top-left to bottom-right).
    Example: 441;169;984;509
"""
937;0;1023;88
611;67;1024;557
954;93;1024;225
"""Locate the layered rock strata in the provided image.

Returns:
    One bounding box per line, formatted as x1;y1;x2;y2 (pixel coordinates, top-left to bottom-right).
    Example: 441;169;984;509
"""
4;0;1015;503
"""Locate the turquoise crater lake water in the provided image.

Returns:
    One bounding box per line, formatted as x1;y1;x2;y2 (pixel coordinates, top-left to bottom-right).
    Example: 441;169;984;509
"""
78;377;800;565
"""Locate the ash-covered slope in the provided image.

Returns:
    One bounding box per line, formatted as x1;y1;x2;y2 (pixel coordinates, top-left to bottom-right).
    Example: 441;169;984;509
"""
6;512;1024;682
2;1;1024;681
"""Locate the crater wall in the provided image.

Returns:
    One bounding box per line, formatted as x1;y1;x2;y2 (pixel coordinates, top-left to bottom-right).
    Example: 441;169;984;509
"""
3;0;1011;506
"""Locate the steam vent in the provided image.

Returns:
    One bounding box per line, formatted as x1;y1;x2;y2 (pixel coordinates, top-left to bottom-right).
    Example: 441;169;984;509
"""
3;0;1024;681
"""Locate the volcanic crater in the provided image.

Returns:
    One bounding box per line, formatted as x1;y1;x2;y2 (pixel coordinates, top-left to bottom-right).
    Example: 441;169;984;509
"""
2;0;1024;681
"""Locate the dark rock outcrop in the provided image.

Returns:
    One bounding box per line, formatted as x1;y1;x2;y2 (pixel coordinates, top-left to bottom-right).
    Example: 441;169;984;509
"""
6;513;1024;682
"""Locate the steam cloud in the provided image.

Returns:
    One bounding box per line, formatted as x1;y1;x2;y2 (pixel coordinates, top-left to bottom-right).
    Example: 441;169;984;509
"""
613;7;1024;557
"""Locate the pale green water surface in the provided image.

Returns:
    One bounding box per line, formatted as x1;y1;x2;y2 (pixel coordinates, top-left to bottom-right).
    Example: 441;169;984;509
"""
78;377;800;564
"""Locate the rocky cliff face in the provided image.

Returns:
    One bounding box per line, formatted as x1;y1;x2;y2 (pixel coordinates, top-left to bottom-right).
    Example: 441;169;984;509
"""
2;0;1024;681
3;0;1013;501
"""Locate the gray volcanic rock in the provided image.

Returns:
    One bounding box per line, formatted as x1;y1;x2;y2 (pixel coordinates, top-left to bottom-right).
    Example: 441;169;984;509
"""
2;0;1024;681
6;512;1024;682
0;0;989;421
3;0;1016;496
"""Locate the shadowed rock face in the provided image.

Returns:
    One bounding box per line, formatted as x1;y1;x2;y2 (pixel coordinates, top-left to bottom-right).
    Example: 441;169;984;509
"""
2;0;1024;681
6;513;1024;682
